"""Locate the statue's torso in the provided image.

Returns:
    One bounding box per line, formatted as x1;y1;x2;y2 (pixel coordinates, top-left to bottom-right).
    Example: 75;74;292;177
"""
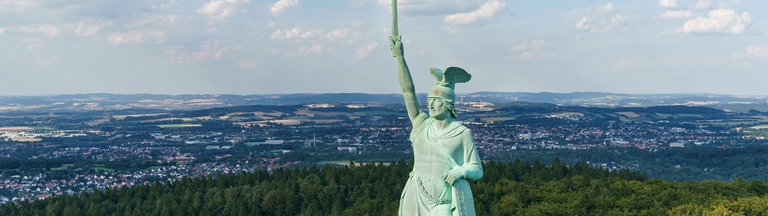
400;113;478;216
411;117;467;177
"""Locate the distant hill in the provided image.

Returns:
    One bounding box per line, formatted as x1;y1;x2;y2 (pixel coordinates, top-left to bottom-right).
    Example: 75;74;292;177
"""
1;92;768;112
270;93;404;104
468;92;768;108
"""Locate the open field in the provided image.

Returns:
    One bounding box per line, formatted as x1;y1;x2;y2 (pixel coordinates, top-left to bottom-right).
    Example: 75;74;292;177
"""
316;160;351;166
143;117;214;122
157;124;203;128
30;126;54;131
90;167;115;172
0;127;34;132
112;113;168;120
316;161;391;167
242;119;344;126
616;111;640;118
481;117;516;123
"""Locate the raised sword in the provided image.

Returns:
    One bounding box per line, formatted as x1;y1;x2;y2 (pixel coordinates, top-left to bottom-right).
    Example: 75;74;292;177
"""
389;0;401;57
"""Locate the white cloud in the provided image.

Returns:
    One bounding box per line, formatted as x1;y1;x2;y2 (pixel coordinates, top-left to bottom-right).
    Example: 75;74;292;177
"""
15;21;111;38
271;27;354;41
679;9;751;34
695;0;712;9
355;43;378;58
270;42;326;56
270;0;299;16
514;39;545;50
107;32;143;44
571;3;627;32
128;15;178;28
531;39;545;48
108;31;165;44
0;0;39;11
374;0;388;7
74;20;112;38
514;39;549;60
151;0;179;10
22;38;47;49
598;2;614;12
519;52;535;60
295;43;323;55
746;46;768;58
324;28;351;40
658;0;678;9
198;0;251;20
271;28;322;40
575;17;590;30
270;26;358;56
658;10;692;19
20;24;61;37
444;0;506;25
377;0;507;22
715;0;742;8
0;27;5;35
165;41;226;63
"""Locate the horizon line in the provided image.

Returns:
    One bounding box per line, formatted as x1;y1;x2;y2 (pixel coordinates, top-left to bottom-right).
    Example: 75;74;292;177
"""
0;91;766;97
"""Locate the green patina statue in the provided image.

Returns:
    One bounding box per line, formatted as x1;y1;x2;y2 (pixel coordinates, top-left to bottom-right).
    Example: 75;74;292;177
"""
390;1;483;215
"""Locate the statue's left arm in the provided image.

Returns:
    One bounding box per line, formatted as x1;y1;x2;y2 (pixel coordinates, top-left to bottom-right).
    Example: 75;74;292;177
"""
445;130;483;184
461;130;483;180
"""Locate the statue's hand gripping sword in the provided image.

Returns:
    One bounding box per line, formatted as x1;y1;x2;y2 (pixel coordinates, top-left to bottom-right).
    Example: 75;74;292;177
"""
389;0;401;57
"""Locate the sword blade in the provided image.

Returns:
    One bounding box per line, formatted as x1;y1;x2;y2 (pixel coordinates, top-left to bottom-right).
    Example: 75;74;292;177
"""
391;0;398;36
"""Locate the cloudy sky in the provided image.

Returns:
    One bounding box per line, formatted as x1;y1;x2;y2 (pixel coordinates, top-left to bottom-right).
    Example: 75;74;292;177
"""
1;0;767;95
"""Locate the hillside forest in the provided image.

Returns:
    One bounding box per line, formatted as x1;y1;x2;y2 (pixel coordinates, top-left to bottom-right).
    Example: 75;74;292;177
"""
3;159;768;215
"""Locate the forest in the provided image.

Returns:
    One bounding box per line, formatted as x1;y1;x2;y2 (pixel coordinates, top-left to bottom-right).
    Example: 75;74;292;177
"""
3;159;768;216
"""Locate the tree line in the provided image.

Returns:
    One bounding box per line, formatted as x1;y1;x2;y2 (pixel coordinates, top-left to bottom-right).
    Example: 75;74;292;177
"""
2;159;768;215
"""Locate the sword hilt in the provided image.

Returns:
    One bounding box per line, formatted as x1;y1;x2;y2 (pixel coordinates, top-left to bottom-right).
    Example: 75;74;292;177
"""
390;35;401;57
390;0;400;57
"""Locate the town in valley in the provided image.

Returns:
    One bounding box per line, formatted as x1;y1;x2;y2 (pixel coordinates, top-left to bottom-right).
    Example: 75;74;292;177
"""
3;92;768;203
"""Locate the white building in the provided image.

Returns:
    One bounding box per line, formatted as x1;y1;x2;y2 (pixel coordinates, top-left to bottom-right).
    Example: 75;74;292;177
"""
669;142;685;148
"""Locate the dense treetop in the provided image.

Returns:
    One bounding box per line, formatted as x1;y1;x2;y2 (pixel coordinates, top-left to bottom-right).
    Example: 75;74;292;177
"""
2;159;768;215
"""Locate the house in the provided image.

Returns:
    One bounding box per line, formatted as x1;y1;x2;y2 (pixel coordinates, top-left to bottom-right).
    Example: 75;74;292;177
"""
669;142;685;148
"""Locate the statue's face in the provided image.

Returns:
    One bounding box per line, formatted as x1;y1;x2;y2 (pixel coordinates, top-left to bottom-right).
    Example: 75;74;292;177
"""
427;97;449;119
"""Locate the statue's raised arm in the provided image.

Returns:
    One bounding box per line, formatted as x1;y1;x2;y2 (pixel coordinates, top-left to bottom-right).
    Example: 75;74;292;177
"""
390;0;421;122
390;1;481;215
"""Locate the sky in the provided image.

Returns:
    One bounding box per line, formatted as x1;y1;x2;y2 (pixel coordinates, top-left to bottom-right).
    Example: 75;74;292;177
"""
1;0;768;96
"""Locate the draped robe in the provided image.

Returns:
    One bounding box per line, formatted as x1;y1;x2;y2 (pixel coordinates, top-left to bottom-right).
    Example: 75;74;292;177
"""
399;112;483;216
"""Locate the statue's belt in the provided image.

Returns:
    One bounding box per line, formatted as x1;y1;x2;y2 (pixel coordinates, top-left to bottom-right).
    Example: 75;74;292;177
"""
409;171;452;205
